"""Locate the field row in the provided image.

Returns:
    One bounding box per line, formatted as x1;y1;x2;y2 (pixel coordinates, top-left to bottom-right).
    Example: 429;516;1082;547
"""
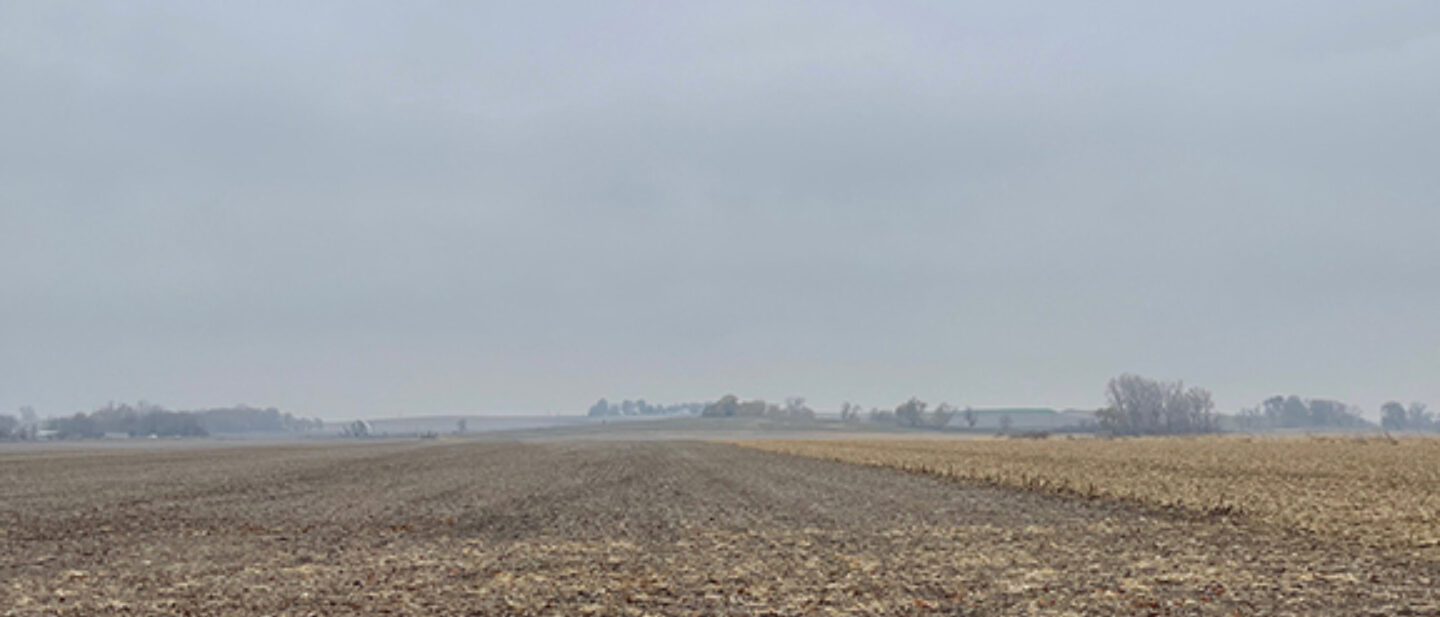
739;436;1440;558
5;439;1439;615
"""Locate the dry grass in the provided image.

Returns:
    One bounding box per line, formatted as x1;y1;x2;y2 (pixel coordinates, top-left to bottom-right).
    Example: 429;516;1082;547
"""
739;435;1440;558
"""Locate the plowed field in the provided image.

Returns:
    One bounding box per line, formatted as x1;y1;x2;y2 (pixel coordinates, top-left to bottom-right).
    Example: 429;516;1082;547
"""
2;440;1437;615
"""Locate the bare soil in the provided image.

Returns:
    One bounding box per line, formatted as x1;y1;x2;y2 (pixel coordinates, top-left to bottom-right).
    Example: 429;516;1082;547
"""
2;440;1436;615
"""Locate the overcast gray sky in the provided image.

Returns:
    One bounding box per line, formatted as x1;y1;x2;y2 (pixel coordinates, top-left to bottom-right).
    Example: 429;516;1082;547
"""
3;1;1437;419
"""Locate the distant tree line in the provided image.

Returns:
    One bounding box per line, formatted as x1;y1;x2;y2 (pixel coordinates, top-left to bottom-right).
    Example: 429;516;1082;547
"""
192;405;324;433
700;396;956;428
1381;401;1435;432
717;375;1432;438
851;398;957;429
699;395;815;420
0;406;39;440
0;402;322;440
0;414;21;440
587;398;707;417
47;402;208;439
1234;395;1370;430
588;380;1435;439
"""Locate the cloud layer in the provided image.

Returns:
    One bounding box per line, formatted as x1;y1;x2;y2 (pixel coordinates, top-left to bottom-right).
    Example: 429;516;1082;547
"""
4;2;1438;417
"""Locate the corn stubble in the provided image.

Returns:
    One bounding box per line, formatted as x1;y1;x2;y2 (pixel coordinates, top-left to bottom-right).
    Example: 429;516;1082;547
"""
740;436;1440;558
3;439;1438;615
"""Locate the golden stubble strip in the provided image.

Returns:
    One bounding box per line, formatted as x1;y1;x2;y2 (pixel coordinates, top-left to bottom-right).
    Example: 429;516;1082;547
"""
737;436;1440;559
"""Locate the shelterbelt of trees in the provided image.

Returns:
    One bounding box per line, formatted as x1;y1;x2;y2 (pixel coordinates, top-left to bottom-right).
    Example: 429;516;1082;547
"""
0;402;322;440
586;398;708;417
700;395;817;420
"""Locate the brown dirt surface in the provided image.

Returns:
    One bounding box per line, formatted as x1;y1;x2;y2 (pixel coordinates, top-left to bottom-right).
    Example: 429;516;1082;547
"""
2;440;1437;615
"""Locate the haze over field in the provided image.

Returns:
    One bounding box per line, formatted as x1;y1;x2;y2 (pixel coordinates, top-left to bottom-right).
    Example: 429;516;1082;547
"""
3;2;1438;418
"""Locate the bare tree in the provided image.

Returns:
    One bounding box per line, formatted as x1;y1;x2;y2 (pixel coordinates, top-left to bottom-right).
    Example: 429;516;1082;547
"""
701;395;741;417
930;403;956;429
1381;401;1408;430
1408;402;1434;430
894;398;927;428
783;397;815;419
1098;374;1218;435
869;407;895;424
587;398;612;417
341;420;371;438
